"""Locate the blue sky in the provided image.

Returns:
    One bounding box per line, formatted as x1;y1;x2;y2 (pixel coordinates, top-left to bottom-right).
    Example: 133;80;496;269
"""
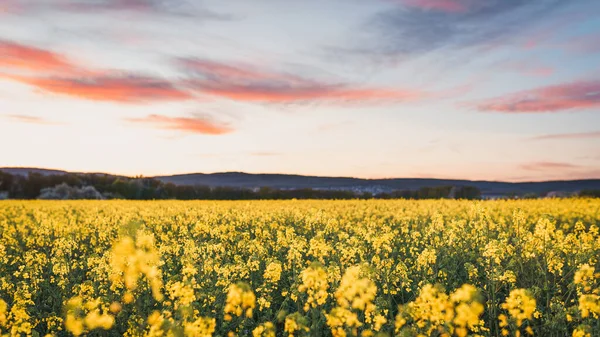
1;0;599;181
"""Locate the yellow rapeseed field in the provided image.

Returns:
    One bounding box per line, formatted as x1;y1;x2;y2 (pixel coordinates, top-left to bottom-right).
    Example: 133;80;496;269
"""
0;199;598;337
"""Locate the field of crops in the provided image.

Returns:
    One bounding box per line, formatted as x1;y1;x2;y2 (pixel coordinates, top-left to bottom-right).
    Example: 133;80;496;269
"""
0;199;598;337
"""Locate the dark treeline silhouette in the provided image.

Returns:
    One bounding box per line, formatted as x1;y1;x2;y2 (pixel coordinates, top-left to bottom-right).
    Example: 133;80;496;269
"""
579;189;600;198
0;171;484;200
377;185;481;200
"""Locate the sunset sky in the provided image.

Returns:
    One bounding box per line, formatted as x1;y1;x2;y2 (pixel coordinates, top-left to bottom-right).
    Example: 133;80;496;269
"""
1;0;599;181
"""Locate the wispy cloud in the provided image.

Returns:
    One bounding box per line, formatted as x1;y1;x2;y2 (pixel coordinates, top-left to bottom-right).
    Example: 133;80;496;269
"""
368;0;566;57
64;0;179;12
3;73;193;103
555;34;600;54
519;161;582;171
6;114;60;125
472;80;600;113
317;121;354;132
397;0;469;13
516;161;600;180
0;0;21;14
0;40;78;73
501;60;554;77
0;40;192;103
249;152;282;157
529;131;600;140
3;0;233;20
179;58;426;104
126;114;233;135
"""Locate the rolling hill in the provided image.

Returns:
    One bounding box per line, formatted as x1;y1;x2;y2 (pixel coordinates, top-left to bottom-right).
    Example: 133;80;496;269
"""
2;167;599;197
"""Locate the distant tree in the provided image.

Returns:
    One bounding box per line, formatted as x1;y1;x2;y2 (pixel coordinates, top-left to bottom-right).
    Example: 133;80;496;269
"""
579;189;600;198
455;186;482;200
38;183;104;200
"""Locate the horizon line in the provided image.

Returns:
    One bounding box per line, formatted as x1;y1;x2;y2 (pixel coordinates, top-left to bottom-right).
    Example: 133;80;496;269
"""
1;166;599;184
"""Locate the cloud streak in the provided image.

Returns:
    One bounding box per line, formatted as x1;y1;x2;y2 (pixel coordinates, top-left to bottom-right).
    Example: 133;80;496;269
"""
6;114;59;125
0;40;192;103
502;60;554;77
250;152;282;157
0;40;78;73
180;58;426;104
58;0;234;20
519;161;582;171
3;73;193;103
530;131;600;140
398;0;469;13
370;0;565;56
472;80;600;113
126;114;233;135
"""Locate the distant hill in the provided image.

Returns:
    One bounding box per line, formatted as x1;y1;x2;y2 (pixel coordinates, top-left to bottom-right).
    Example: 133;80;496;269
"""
155;172;600;196
2;167;600;197
0;167;70;176
0;167;123;178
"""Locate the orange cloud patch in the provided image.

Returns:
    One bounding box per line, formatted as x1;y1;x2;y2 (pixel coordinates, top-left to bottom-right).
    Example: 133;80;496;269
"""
127;114;233;135
181;58;426;104
2;73;192;103
0;40;79;73
0;41;192;103
473;80;600;113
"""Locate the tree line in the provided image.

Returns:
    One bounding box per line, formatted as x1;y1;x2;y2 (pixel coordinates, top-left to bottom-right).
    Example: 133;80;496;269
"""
0;171;485;200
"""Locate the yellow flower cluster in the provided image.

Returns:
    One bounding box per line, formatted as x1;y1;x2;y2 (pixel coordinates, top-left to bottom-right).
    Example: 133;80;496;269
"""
110;232;164;302
0;199;597;336
224;283;256;321
573;263;600;320
499;289;536;336
183;316;216;337
326;265;381;337
64;297;114;336
298;263;329;311
252;322;275;337
0;299;7;334
395;283;486;337
284;312;309;337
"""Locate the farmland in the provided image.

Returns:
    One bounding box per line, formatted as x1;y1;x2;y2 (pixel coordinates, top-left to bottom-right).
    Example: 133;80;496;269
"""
0;199;598;336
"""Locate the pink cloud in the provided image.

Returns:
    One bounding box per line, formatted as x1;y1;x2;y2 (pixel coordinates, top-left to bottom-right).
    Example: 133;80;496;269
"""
399;0;468;13
62;0;161;13
3;73;193;103
0;0;22;14
515;161;600;181
503;60;554;77
0;41;192;103
127;114;233;135
559;34;600;54
472;80;600;113
0;40;78;74
180;58;426;104
180;58;309;85
519;161;582;171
